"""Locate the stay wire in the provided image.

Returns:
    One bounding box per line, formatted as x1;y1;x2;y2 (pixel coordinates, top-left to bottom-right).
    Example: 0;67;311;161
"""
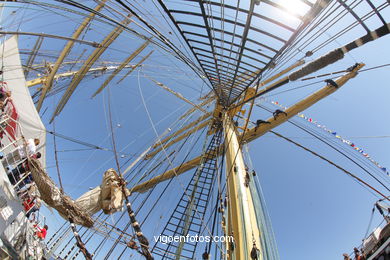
106;85;121;173
52;97;186;258
118;127;208;258
137;69;225;255
98;191;145;258
256;104;390;194
269;130;389;200
207;144;226;254
46;130;111;151
52;100;64;192
312;1;386;54
363;206;376;240
270;0;363;73
272;0;348;68
94;195;143;258
289;116;390;186
264;62;390;98
103;98;207;258
141;127;208;226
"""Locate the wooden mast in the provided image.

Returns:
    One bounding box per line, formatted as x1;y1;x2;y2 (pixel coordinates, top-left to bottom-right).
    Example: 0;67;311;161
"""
36;0;107;111
223;112;261;260
91;39;151;98
26;65;135;87
130;64;364;193
50;15;132;122
129;63;364;259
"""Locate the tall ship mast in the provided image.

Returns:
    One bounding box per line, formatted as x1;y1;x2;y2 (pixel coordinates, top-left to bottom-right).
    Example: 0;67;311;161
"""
0;0;390;259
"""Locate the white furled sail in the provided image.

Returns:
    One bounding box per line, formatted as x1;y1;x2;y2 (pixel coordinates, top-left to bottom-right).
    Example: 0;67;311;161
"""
0;36;46;168
76;168;129;216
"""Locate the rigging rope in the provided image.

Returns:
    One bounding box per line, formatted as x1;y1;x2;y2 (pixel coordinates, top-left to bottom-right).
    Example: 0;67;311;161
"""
261;97;389;176
206;139;225;255
137;68;225;256
363;206;376;240
52;117;64;192
266;63;390;98
46;130;110;151
270;0;386;75
80;145;158;259
269;130;389;200
68;213;93;260
107;82;153;259
256;103;390;192
141;127;207;226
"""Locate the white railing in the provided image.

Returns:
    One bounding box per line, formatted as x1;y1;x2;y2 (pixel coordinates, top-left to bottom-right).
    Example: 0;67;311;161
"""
25;219;47;259
1;103;37;199
2;211;27;246
0;82;46;259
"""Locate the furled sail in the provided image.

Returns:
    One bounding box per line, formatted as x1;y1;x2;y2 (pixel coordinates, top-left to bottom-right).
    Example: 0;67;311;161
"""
75;168;130;216
1;36;131;228
29;158;94;227
29;158;129;227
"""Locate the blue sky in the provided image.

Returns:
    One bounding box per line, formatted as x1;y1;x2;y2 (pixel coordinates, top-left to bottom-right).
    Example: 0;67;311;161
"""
1;1;390;259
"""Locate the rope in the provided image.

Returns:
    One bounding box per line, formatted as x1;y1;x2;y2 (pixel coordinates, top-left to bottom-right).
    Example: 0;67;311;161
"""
104;112;208;257
106;85;121;173
102;142;179;258
256;103;390;192
141;126;208;227
46;130;110;151
62;223;93;260
363;206;376;239
52;118;64;192
106;83;153;259
68;212;93;260
269;130;389;201
137;69;225;256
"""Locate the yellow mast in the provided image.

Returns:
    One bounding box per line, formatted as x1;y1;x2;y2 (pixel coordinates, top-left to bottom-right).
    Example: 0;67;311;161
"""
36;0;107;111
128;63;364;260
223;112;261;260
50;15;132;122
130;64;364;194
117;50;154;84
145;119;211;160
152;113;211;148
91;39;151;98
26;65;135;87
147;77;209;114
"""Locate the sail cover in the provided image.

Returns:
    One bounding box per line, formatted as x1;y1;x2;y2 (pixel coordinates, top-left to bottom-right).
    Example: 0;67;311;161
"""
0;36;46;168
